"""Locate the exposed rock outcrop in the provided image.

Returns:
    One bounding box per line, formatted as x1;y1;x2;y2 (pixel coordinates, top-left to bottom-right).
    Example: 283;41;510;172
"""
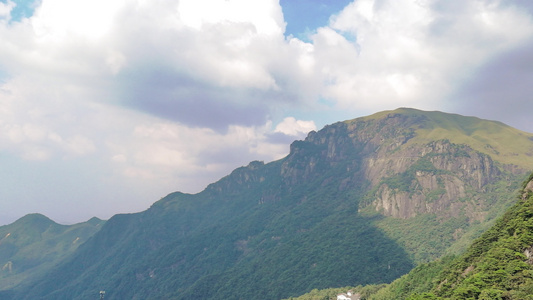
370;140;500;219
278;111;509;220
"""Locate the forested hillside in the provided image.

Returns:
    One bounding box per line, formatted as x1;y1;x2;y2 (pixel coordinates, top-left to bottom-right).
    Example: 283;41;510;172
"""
358;173;533;300
421;173;533;299
290;174;533;300
0;214;104;294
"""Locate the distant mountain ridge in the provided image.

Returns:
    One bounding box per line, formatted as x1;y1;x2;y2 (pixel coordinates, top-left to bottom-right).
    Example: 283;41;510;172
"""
0;214;104;292
5;108;533;299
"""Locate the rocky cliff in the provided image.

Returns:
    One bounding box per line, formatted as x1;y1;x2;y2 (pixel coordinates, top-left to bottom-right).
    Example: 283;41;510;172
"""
280;109;527;221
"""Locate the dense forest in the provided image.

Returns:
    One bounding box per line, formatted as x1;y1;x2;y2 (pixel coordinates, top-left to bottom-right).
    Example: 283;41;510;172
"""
292;173;533;300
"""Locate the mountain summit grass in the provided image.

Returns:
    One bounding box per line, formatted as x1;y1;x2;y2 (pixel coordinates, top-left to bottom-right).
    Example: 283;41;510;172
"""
359;108;533;169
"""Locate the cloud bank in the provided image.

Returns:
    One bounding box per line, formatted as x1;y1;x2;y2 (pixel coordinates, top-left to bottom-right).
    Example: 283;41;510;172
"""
1;0;533;224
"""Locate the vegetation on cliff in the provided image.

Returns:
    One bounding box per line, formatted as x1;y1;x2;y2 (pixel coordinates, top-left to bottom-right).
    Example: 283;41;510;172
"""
291;174;533;300
423;173;533;299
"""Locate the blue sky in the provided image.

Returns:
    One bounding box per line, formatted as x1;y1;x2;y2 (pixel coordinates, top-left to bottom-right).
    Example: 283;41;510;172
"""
1;0;533;225
2;0;38;21
281;0;353;40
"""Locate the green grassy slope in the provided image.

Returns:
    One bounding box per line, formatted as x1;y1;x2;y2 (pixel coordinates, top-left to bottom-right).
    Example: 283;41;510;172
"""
360;108;533;169
0;214;104;291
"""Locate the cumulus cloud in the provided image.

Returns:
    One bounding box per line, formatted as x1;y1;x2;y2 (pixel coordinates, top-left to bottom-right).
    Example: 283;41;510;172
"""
1;0;533;224
275;117;316;136
0;1;15;22
32;0;125;39
105;1;316;129
0;0;318;131
312;0;533;131
101;0;317;129
451;38;533;131
312;0;533;114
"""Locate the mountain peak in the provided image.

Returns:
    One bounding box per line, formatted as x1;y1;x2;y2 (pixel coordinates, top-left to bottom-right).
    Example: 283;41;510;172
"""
12;213;57;229
341;108;533;169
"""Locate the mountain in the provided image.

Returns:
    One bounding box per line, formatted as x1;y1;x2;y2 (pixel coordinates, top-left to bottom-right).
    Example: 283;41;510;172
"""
356;173;533;300
10;108;533;299
428;173;533;299
0;214;104;292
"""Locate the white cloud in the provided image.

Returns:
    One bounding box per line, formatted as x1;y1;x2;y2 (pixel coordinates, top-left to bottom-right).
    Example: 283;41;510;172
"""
177;0;284;35
115;119;292;183
1;0;533;224
311;0;533;113
0;1;15;22
275;117;316;136
111;0;289;93
31;0;126;40
61;135;96;156
106;50;127;75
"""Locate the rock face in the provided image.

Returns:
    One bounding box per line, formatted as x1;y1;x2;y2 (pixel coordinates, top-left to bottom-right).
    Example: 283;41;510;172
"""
360;173;533;300
206;109;530;223
277;109;516;220
425;174;533;299
370;140;499;219
523;178;533;200
200;109;531;265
